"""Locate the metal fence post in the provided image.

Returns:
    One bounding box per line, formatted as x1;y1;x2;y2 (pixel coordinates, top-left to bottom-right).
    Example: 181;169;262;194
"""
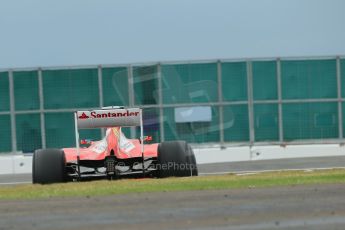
246;61;255;145
336;56;343;140
277;58;284;143
97;65;105;137
98;65;104;108
217;60;224;146
128;65;136;138
38;68;46;149
157;63;165;142
9;70;17;153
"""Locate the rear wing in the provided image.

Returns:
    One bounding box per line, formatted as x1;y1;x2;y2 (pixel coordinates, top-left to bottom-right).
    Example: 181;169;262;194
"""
76;108;141;129
74;107;144;176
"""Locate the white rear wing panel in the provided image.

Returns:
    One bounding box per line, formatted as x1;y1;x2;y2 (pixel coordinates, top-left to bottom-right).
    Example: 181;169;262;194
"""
76;108;141;129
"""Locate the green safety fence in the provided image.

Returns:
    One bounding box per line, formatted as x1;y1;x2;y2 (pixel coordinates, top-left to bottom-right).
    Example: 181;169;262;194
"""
252;61;277;100
163;106;220;143
281;60;337;99
42;69;99;109
0;72;10;112
254;103;279;141
223;104;249;141
133;65;158;105
16;113;41;152
1;58;345;153
13;71;39;111
221;62;247;101
102;67;129;107
161;63;218;104
0;115;11;152
282;102;338;140
45;112;102;148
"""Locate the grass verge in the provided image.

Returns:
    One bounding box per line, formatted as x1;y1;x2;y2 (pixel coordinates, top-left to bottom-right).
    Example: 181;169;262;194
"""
1;169;345;200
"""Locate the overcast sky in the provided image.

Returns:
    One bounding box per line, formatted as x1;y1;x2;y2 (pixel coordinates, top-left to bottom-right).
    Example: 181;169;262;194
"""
0;0;344;69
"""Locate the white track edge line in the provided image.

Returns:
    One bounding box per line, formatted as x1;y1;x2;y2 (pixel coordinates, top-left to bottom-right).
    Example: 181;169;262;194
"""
0;181;31;185
199;166;345;176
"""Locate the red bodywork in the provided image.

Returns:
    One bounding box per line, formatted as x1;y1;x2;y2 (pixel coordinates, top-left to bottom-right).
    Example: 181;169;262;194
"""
63;127;159;162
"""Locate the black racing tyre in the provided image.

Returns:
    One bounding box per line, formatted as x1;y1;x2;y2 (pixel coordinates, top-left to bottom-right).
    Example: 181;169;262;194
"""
157;141;198;178
32;149;66;184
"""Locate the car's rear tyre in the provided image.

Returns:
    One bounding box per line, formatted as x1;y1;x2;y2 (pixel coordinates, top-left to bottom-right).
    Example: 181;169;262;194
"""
32;149;66;184
157;141;198;178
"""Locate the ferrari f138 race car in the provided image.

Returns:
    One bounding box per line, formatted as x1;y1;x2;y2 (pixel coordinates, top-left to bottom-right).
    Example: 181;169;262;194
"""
32;107;198;184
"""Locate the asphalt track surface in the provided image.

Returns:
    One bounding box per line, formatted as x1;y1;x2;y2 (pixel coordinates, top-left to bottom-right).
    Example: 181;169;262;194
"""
1;156;345;230
1;184;345;230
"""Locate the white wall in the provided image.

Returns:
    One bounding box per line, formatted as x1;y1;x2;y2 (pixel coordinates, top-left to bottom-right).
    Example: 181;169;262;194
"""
193;144;345;164
0;155;32;175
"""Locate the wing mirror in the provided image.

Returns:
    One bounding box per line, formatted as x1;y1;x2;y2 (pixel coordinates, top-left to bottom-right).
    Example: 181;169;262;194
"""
144;136;153;142
80;139;94;145
139;136;153;143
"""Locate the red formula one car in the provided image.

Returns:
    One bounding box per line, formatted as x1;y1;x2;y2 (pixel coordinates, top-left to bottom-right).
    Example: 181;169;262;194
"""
32;107;198;184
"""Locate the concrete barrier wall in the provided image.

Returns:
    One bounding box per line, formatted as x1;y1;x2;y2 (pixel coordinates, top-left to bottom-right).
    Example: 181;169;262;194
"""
0;155;32;175
1;144;344;175
194;144;345;164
